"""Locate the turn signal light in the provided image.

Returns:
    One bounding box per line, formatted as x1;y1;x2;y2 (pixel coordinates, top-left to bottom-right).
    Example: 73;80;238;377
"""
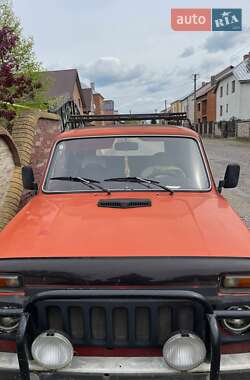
222;275;250;289
0;275;22;289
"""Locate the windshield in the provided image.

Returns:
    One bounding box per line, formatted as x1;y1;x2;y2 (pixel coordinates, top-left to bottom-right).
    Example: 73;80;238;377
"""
44;136;210;192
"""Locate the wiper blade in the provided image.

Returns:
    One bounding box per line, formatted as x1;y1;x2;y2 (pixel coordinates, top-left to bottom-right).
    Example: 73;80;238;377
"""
104;176;174;195
50;176;111;195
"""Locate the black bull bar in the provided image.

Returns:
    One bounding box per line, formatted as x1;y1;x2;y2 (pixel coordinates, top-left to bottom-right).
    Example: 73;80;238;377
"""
1;289;250;380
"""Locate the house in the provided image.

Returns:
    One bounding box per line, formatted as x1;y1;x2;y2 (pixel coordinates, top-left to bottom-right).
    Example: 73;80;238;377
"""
216;54;250;121
193;66;233;125
180;92;194;124
196;66;233;123
102;99;115;114
170;100;182;113
92;92;104;126
102;100;115;125
196;82;216;124
81;87;95;114
90;83;116;125
42;69;86;115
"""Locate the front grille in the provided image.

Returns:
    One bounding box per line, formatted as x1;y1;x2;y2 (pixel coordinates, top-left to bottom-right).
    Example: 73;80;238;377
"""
32;299;205;348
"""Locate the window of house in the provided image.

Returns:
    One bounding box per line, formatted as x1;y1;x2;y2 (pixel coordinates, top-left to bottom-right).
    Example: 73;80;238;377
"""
78;98;81;109
220;105;223;116
202;100;207;115
226;83;229;96
197;103;201;111
220;86;223;97
232;80;236;93
226;104;229;113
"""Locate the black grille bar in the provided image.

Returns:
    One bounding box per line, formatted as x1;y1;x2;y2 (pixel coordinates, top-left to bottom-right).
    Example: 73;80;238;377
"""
28;289;214;313
35;299;202;348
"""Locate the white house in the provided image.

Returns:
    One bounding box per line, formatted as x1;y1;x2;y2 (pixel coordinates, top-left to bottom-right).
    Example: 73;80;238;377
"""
180;92;194;124
216;53;250;121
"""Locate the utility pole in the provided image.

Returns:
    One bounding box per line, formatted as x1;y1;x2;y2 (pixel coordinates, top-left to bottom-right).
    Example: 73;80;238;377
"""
193;73;199;125
164;99;167;111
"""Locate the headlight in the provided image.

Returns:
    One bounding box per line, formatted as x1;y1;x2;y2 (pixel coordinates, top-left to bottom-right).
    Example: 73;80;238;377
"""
31;331;73;370
0;316;19;333
223;305;250;334
162;332;206;371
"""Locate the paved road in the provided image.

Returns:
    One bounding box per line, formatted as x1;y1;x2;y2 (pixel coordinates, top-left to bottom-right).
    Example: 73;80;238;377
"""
204;138;250;228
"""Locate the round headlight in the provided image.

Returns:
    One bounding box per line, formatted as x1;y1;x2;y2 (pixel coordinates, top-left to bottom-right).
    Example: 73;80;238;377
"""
223;305;250;334
31;331;73;370
162;332;206;371
0;316;19;333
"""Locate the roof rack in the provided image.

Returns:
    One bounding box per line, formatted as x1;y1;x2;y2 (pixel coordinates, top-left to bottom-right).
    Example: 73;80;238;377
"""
67;112;190;128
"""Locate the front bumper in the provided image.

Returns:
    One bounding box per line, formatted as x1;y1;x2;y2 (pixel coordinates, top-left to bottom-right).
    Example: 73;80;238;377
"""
1;353;250;380
2;289;250;380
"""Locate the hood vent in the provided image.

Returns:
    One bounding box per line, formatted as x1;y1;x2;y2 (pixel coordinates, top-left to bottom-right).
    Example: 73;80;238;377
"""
98;198;152;209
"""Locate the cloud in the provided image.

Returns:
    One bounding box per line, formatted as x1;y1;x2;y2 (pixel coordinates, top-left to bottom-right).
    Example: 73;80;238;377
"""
143;77;172;93
198;57;224;75
179;47;195;58
202;32;245;53
78;57;146;87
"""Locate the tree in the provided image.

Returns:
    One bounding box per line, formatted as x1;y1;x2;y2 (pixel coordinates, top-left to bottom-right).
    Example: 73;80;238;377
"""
0;0;44;123
0;0;41;73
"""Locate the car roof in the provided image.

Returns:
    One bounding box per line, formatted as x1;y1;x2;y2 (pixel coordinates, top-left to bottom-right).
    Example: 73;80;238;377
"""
57;125;199;141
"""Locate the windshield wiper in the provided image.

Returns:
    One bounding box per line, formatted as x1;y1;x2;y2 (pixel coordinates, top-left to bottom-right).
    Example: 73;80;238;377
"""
104;176;174;195
50;176;111;195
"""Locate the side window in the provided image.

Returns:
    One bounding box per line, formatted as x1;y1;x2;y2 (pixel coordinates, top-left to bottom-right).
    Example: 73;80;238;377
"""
220;86;223;98
232;80;236;93
220;105;223;117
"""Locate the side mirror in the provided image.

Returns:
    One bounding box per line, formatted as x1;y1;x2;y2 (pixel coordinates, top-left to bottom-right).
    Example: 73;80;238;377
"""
218;164;240;193
22;166;38;191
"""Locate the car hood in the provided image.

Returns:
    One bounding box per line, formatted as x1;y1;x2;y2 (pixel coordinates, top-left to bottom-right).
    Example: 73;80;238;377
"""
0;192;249;258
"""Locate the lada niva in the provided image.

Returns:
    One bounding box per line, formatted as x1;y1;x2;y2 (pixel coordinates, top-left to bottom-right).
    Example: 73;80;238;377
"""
0;123;249;380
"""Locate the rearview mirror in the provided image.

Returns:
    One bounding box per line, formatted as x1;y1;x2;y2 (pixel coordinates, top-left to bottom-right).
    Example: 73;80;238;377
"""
114;141;139;151
22;166;38;191
218;164;240;193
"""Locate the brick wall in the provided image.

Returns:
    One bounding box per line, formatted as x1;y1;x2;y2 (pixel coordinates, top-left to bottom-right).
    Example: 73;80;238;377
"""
196;90;216;123
207;90;216;122
31;113;61;185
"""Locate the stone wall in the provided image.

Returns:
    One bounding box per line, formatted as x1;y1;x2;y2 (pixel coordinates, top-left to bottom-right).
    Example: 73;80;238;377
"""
0;126;22;230
0;111;61;230
0;138;15;209
237;121;250;139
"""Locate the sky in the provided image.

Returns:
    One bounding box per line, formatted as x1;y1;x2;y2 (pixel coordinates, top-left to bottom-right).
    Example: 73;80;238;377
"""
12;0;250;113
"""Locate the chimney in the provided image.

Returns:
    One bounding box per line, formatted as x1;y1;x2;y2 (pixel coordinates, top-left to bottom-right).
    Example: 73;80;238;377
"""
211;75;216;85
243;52;250;61
202;81;206;87
90;82;95;92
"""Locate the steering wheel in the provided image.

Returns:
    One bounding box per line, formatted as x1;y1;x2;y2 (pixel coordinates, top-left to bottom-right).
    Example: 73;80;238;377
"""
141;165;187;183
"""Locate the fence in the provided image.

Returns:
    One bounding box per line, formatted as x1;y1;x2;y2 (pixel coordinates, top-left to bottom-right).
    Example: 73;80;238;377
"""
194;120;250;139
